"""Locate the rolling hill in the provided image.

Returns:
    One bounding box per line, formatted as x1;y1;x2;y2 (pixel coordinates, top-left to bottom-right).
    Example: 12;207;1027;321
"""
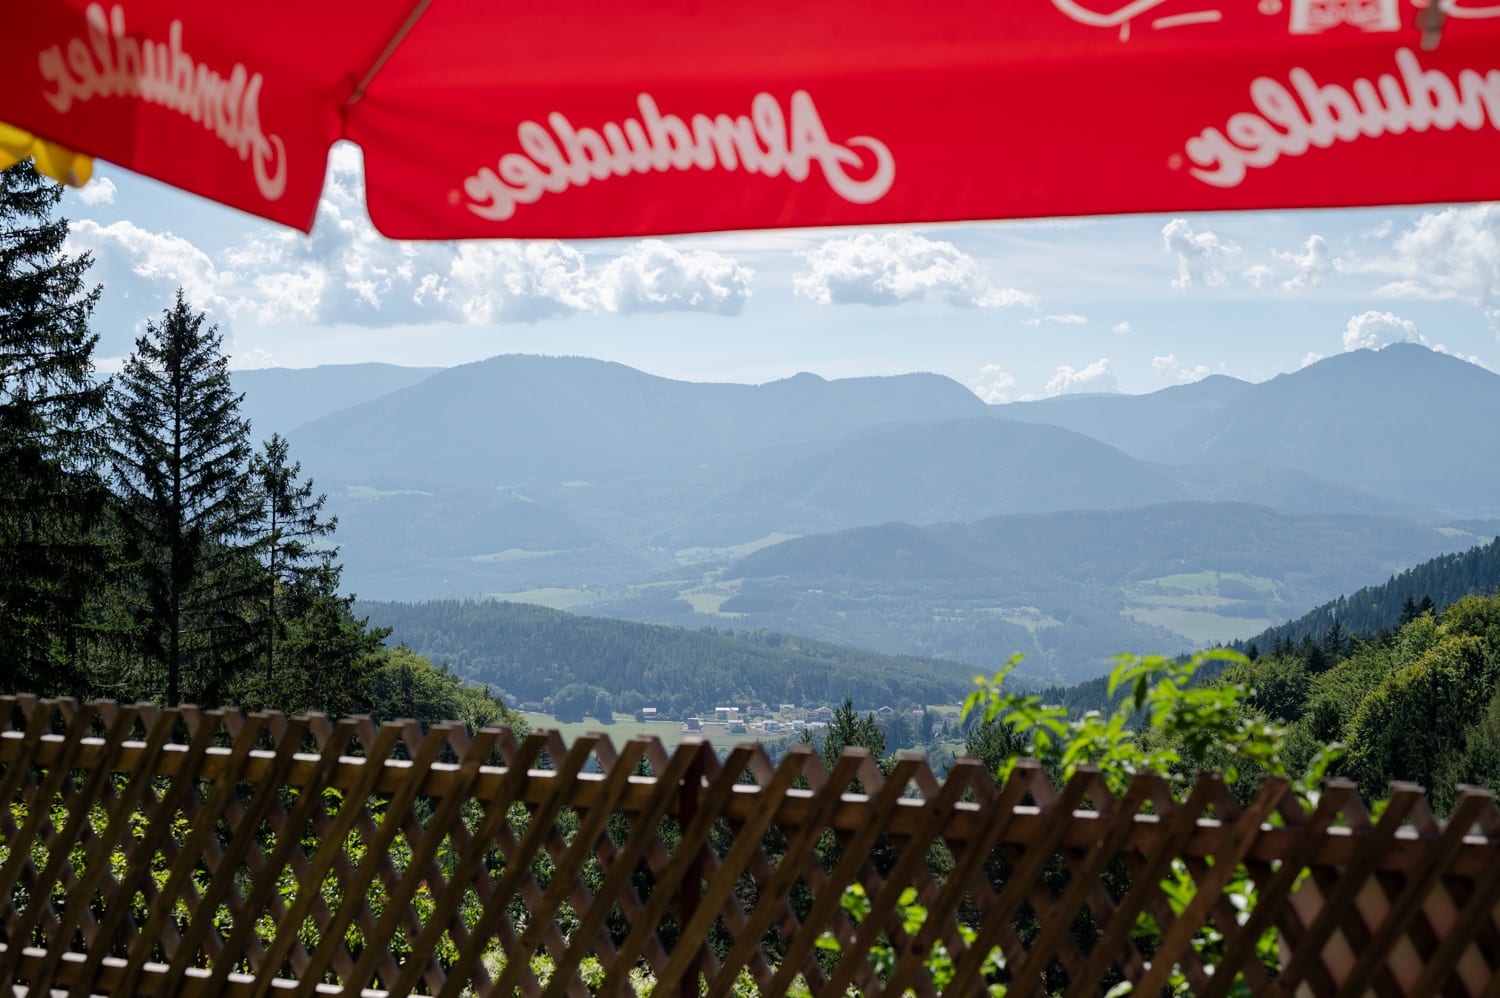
703;502;1488;680
357;598;982;712
231;362;441;438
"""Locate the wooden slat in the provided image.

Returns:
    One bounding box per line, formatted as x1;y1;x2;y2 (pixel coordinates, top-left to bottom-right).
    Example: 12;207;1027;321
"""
1273;784;1427;997
7;696;1500;997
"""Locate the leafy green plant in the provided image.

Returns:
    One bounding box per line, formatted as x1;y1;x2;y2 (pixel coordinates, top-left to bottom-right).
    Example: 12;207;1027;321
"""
951;650;1342;994
817;882;1007;995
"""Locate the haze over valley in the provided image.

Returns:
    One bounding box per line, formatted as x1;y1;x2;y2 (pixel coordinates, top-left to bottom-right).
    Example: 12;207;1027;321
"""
235;341;1500;683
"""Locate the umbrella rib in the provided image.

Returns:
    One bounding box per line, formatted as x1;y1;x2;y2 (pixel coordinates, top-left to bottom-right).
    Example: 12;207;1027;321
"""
345;0;436;111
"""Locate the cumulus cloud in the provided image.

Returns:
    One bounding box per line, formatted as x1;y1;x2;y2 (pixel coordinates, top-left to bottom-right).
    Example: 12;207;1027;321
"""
594;240;752;315
70;142;755;329
66;218;234;316
1366;204;1500;335
1163;220;1339;293
446;243;595;324
1162;218;1240;290
1342;310;1425;351
1046;358;1117;396
1111;320;1132;336
1151;353;1211;383
793;231;1037;308
973;364;1018;404
1300;351;1325;369
76;176;116;206
1278;234;1337;291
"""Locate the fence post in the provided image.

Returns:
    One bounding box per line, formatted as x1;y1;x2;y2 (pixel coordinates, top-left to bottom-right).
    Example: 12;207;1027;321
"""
678;741;705;998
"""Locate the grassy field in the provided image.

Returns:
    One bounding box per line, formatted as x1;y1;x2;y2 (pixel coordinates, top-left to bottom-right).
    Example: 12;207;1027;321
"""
485;587;599;610
1136;571;1279;595
1122;606;1270;646
673;532;799;565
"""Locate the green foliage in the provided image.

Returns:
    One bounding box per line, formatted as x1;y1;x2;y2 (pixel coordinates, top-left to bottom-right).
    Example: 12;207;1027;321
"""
1238;536;1500;658
966;650;1338;796
1246;593;1500;812
1224;654;1309;724
0;160;109;697
1345;634;1499;810
814;882;1007;995
109;291;260;705
249;432;339;681
962;649;1340;994
229;587;388;719
363;645;523;735
359;597;975;716
820;697;886;764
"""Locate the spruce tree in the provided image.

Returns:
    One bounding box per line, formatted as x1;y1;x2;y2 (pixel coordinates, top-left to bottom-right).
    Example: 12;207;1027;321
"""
249;432;338;679
110;292;258;706
0;160;108;696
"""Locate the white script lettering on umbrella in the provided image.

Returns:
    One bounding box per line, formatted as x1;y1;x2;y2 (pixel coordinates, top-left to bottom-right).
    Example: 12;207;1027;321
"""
1049;0;1224;41
1185;47;1500;187
36;3;286;201
464;91;895;222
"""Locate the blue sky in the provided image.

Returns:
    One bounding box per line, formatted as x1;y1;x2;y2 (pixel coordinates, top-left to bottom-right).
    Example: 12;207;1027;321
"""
60;142;1500;400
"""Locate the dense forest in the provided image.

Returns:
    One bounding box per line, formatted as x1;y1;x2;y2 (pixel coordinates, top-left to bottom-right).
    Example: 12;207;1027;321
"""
356;598;980;717
0;161;511;731
1016;541;1500;813
1221;592;1500;812
1231;535;1500;655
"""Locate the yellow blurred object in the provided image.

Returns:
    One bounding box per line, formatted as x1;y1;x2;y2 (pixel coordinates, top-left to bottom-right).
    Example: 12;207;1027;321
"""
0;121;93;187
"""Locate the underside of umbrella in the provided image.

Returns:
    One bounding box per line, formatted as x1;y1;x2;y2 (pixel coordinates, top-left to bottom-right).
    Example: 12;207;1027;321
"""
3;0;1500;239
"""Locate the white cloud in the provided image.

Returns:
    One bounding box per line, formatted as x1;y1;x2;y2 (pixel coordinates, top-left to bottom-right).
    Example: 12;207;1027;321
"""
1111;320;1132;336
1024;313;1089;327
230;345;276;369
250;267;326;325
76;176;116;206
1342;310;1426;351
1151;353;1210;383
1300;351;1325;369
66;218;233;317
1242;264;1274;289
1278;234;1337;291
1366;204;1500;335
973;364;1018;404
594;240;752;315
793;231;1037;308
446;242;595;324
1046;358;1117;396
1162;218;1240;290
75;142;755;328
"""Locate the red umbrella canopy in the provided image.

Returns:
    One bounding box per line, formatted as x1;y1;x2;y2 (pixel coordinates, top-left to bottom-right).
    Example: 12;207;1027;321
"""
3;0;1500;239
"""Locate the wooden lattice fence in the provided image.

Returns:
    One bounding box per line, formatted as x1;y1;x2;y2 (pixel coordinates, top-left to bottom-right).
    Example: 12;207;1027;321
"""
3;696;1500;996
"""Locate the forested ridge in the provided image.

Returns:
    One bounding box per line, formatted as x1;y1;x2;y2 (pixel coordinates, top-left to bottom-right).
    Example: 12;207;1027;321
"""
356;598;980;716
0;161;511;732
1221;593;1500;811
1233;535;1500;656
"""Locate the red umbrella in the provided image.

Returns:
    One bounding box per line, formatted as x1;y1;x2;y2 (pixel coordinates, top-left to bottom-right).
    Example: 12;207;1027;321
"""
3;0;1499;239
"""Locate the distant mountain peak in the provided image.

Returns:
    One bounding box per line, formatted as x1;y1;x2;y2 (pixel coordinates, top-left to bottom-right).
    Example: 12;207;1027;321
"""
770;371;828;386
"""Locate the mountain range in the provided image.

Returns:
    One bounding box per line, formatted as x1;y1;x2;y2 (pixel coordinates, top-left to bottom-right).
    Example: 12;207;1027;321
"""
236;343;1500;681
